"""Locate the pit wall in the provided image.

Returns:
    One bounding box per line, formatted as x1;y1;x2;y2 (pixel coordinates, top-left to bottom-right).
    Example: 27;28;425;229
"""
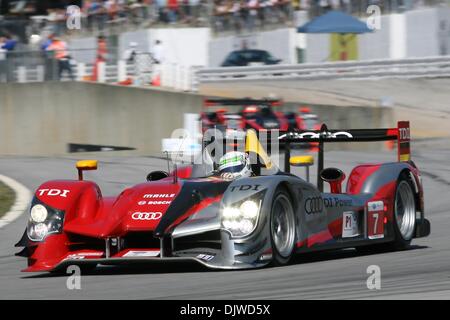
0;82;392;156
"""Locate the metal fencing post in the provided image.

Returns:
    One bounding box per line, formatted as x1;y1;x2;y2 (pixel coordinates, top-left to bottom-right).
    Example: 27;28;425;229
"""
77;63;86;81
36;65;45;82
117;60;127;82
97;61;106;83
17;66;26;83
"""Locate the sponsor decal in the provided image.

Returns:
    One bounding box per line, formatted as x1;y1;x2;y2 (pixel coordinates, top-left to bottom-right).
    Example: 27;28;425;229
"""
131;212;162;220
123;250;160;257
196;254;215;261
138;200;172;205
398;121;411;162
264;121;279;128
37;188;70;198
304;197;324;215
230;184;261;192
342;211;359;238
259;253;273;261
143;193;175;199
368;201;384;212
323;197;353;208
399;127;410;140
64;252;103;260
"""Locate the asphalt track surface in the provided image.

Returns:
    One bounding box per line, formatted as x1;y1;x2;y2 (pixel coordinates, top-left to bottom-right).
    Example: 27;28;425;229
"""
0;139;449;299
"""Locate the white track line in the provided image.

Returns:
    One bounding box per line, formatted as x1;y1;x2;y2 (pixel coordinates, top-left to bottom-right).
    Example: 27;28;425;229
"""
0;174;32;229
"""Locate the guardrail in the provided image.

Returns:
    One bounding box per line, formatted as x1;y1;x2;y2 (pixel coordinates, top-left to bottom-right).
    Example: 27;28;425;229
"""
196;56;450;82
7;61;201;92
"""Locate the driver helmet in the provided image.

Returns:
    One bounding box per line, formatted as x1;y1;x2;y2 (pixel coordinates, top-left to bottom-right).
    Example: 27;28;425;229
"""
218;151;252;180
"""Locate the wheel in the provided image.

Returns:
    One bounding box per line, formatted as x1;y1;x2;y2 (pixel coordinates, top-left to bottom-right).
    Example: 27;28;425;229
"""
391;172;417;249
269;189;296;266
356;172;417;254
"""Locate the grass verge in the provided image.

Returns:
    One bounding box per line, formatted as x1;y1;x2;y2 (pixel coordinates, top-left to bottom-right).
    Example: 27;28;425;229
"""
0;181;15;219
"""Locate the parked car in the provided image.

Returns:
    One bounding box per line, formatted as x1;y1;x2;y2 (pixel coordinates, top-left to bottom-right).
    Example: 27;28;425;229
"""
221;49;281;67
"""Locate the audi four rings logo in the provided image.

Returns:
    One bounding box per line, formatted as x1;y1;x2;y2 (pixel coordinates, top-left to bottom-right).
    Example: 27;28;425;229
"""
304;197;324;215
131;212;162;220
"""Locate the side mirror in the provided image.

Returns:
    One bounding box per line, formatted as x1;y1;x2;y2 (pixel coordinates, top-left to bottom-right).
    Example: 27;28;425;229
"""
76;160;98;181
147;170;169;182
320;168;346;194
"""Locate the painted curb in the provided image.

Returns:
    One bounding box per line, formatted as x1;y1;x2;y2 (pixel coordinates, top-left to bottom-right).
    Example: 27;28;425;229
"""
0;174;32;229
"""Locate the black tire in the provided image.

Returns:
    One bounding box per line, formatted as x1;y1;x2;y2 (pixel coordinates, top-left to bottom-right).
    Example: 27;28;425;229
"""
356;172;417;254
389;172;417;250
269;188;296;266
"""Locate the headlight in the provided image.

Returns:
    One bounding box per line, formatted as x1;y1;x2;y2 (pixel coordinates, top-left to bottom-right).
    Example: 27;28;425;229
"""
240;200;259;219
30;204;48;223
27;199;65;242
223;207;241;219
222;199;262;238
32;223;48;240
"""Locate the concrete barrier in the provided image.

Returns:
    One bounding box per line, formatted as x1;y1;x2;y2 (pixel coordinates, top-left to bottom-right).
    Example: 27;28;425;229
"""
0;82;203;156
0;82;391;156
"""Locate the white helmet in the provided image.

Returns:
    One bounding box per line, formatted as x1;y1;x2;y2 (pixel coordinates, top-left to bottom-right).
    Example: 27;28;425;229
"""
218;151;252;180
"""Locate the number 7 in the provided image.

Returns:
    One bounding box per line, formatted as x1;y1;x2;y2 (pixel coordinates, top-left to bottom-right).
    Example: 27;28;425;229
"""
373;213;379;234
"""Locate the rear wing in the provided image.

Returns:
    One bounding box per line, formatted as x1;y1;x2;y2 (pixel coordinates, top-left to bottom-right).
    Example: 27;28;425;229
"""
203;98;282;108
280;121;411;191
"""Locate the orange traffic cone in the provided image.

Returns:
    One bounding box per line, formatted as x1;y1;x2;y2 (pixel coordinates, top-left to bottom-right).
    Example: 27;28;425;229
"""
151;74;161;87
118;78;133;86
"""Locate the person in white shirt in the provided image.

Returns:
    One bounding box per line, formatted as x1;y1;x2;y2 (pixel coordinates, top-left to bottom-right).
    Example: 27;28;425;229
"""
151;39;164;64
122;42;138;62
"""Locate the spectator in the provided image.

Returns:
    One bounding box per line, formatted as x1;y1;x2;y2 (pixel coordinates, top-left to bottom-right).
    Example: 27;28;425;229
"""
105;0;119;20
341;0;351;13
41;34;57;81
87;0;107;31
247;0;260;31
0;37;7;82
1;34;17;51
1;34;17;82
123;41;138;62
167;0;180;23
92;35;108;81
230;0;242;31
151;39;165;64
155;0;169;23
142;0;156;24
318;0;331;15
46;37;74;81
188;0;202;25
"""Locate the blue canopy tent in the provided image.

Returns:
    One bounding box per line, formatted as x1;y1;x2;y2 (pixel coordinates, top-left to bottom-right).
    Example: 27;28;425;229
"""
297;11;373;61
297;10;373;34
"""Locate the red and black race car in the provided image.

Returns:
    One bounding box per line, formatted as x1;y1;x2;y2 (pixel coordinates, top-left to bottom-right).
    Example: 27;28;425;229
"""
200;98;320;134
15;121;430;272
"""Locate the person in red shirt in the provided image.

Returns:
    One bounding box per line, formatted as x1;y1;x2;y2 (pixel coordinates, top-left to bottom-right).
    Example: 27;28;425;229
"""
92;35;108;81
167;0;179;22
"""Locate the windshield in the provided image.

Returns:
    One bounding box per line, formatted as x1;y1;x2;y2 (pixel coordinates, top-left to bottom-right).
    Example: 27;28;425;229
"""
186;139;280;179
303;115;319;130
